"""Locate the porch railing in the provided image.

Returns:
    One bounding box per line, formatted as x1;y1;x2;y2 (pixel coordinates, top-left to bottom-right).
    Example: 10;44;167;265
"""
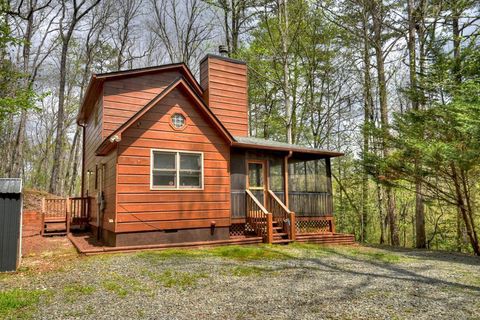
273;191;332;216
295;216;335;234
246;190;273;243
41;197;91;235
267;190;296;240
69;197;91;227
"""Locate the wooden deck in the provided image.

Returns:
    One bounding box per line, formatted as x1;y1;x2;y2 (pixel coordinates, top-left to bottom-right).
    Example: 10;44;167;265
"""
41;197;90;236
68;233;263;255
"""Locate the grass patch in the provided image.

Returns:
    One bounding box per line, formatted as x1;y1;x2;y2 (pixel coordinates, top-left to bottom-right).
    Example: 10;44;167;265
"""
63;283;95;301
145;269;208;289
347;248;404;263
102;280;128;297
137;248;201;261
0;289;44;319
230;265;268;277
137;245;293;262
208;245;292;261
101;274;143;297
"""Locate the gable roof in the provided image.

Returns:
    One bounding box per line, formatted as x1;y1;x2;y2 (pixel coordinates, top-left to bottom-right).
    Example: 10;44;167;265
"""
77;63;202;124
233;136;344;157
95;76;234;156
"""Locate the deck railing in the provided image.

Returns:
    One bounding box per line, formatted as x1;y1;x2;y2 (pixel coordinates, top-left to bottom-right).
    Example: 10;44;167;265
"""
295;216;335;234
267;190;296;240
246;190;273;243
41;197;91;235
69;197;91;226
273;192;332;216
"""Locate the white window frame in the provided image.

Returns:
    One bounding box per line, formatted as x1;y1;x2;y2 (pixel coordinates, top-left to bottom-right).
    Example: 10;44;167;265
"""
150;149;204;190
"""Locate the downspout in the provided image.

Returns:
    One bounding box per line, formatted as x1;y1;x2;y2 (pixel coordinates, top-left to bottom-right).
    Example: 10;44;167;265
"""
78;121;87;198
284;151;293;207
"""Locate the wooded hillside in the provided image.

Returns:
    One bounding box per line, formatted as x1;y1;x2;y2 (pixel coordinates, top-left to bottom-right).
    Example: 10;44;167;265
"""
0;0;479;254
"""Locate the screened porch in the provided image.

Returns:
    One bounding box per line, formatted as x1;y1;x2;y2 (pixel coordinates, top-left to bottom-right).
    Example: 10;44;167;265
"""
230;149;335;237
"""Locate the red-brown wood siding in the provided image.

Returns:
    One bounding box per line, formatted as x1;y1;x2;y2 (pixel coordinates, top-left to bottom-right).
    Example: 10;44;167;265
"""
116;86;231;233
82;93;116;232
102;71;183;138
200;57;249;137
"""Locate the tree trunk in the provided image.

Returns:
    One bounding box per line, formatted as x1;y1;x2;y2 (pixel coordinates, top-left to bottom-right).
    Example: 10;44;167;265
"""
8;9;35;178
360;3;374;243
407;0;426;248
451;164;480;255
279;0;292;144
371;1;399;246
49;40;69;194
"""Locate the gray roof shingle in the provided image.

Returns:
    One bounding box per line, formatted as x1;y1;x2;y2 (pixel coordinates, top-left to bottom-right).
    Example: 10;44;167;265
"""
233;136;343;157
0;178;22;194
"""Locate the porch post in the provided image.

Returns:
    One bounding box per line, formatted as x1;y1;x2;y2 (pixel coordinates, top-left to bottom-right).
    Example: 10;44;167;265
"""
41;197;45;236
266;213;273;244
326;157;333;215
289;211;296;241
284;151;292;207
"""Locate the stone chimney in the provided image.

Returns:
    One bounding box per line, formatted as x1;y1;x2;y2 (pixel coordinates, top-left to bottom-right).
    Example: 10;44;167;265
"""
200;47;248;137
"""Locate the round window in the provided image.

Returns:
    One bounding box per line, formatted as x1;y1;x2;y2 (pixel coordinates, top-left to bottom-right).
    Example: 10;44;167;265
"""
171;113;186;129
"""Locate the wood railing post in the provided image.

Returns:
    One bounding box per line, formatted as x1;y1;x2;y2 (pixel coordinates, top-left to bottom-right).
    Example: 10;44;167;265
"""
266;213;273;244
66;198;71;234
40;197;45;236
330;216;336;233
289;212;296;241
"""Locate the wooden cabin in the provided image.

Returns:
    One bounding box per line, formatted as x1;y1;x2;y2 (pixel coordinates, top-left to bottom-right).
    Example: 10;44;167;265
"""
76;54;353;247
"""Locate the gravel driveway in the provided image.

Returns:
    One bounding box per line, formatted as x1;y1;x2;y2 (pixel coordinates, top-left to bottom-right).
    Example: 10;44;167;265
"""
1;242;479;320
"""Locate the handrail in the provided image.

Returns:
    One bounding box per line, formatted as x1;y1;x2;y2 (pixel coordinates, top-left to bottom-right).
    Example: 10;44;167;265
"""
268;190;291;213
267;189;296;240
246;190;269;214
245;190;273;243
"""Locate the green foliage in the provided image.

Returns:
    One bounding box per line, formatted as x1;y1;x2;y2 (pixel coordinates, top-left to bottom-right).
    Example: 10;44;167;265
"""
0;1;40;121
208;245;292;261
388;80;480;186
101;274;143;297
145;269;208;289
0;289;43;319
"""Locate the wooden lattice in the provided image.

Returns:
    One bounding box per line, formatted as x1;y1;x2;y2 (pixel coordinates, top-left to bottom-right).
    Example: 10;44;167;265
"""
229;223;246;237
296;217;333;234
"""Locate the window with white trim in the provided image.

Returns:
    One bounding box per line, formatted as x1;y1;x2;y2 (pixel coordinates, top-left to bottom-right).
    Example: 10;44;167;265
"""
151;150;203;189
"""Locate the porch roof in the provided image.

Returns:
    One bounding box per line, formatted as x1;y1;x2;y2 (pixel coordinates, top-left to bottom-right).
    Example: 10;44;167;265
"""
232;136;343;157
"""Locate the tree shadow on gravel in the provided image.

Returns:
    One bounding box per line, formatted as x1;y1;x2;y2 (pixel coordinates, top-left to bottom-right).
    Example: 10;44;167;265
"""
302;250;480;294
364;244;480;267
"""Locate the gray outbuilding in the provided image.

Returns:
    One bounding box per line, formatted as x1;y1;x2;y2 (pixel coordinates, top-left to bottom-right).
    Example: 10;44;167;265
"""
0;178;23;272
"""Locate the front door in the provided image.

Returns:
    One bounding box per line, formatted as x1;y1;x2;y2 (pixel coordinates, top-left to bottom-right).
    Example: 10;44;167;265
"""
247;160;267;207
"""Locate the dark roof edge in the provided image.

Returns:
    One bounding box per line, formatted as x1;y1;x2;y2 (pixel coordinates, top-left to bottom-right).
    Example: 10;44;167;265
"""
231;141;344;157
94;62;186;78
200;54;247;66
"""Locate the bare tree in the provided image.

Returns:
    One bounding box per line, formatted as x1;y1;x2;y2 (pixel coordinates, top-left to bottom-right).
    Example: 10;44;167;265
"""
49;0;101;195
204;0;257;55
110;0;143;71
148;0;213;70
6;0;58;178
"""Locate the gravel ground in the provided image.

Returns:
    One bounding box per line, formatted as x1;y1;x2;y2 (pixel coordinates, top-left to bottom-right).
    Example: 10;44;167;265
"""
1;241;479;320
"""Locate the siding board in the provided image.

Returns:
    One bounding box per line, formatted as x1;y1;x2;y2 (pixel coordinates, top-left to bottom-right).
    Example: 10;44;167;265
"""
116;86;230;232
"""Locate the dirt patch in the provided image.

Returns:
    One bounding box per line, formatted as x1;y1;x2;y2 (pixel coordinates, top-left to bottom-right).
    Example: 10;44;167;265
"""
22;189;61;212
21;235;77;273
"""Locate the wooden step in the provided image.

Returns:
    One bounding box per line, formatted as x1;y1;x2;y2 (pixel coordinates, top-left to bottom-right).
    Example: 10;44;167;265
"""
44;218;67;223
272;239;293;244
273;232;288;238
43;231;67;236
